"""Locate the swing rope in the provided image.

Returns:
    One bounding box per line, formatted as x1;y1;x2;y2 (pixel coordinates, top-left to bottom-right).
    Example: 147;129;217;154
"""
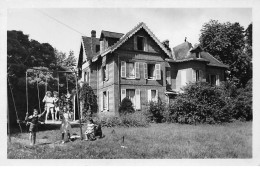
57;72;60;96
26;72;28;114
36;74;42;114
66;73;69;93
7;77;23;133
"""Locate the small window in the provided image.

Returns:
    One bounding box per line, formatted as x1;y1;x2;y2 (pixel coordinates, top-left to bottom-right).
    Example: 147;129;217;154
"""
84;72;87;82
96;45;100;53
148;64;155;79
196;70;200;82
102;66;106;81
137;36;144;51
196;52;201;58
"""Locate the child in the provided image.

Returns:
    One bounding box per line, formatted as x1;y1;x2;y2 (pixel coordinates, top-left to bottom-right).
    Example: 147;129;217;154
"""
25;109;45;146
42;91;54;121
60;106;72;143
84;119;96;141
53;91;60;121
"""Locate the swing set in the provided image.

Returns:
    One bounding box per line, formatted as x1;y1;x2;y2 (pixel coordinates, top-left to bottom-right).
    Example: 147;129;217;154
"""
7;67;83;141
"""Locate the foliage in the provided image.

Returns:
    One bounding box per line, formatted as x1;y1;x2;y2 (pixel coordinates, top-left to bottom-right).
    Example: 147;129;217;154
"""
145;99;167;123
7;30;77;124
120;112;149;127
79;82;98;120
118;97;135;115
98;112;149;128
166;82;233;124
230;79;252;121
199;20;252;87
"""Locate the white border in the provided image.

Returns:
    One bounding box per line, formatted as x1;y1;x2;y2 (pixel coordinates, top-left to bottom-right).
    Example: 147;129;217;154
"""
1;0;259;166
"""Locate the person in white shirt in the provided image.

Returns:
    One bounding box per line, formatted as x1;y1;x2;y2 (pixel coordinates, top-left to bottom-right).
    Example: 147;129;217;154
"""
42;91;54;121
60;106;72;143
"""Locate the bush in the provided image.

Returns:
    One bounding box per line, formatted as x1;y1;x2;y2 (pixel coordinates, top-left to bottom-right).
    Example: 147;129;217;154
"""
120;112;149;127
146;98;167;123
98;112;149;128
167;82;233;124
119;97;135;115
231;79;252;121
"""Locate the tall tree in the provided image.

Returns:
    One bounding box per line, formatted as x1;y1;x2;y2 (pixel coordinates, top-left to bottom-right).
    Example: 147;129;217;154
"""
199;20;252;87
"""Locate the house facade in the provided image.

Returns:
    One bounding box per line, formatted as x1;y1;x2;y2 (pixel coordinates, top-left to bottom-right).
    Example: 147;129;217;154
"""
77;22;228;116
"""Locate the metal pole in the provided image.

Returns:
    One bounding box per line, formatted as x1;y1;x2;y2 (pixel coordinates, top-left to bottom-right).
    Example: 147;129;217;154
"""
74;71;83;140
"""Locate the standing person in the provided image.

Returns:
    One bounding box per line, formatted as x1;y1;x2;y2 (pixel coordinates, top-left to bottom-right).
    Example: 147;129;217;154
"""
53;91;60;121
43;91;54;121
60;106;72;143
25;109;45;146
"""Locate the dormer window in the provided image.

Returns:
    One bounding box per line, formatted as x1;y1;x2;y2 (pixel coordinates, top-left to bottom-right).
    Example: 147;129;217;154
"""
196;52;201;58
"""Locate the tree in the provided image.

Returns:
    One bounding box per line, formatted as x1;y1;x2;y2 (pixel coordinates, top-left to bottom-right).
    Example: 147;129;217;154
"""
199;20;252;87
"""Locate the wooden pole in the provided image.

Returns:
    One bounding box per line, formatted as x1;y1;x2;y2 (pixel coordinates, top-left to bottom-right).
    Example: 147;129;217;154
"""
74;71;83;140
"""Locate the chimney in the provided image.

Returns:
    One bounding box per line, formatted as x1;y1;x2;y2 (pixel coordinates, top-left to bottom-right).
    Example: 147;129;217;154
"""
162;39;171;53
91;30;96;38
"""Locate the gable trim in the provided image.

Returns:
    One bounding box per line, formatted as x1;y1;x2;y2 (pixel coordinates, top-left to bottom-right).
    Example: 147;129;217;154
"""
92;22;172;62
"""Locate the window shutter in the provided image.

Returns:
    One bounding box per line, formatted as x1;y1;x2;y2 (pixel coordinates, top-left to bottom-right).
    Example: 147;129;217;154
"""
166;71;171;85
121;61;126;78
144;63;148;79
100;93;103;111
106;91;109;111
147;89;151;102
192;69;196;82
199;70;203;81
135;62;140;79
216;75;220;86
134;36;137;50
135;89;141;110
106;64;109;81
155;64;161;80
121;89;126;101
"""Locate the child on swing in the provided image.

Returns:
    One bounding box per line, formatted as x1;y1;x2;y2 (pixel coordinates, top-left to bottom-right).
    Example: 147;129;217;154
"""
43;91;55;121
53;91;60;121
60;106;72;143
25;109;45;146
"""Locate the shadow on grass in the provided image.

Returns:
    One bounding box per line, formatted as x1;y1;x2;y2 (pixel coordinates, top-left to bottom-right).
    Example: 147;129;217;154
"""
10;123;82;134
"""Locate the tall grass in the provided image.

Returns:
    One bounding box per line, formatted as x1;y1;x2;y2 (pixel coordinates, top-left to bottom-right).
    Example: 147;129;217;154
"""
8;121;252;159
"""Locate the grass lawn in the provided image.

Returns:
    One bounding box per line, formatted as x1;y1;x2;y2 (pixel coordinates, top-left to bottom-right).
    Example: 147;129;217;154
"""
7;121;252;159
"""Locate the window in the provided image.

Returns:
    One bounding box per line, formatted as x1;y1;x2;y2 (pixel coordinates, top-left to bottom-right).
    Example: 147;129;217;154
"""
148;89;158;102
196;52;201;58
84;72;87;82
193;69;203;82
148;64;155;79
166;70;171;85
102;91;109;111
126;89;135;108
121;89;141;110
96;45;100;53
121;61;140;79
137;36;144;51
127;63;135;78
102;64;108;81
207;74;220;86
196;70;200;82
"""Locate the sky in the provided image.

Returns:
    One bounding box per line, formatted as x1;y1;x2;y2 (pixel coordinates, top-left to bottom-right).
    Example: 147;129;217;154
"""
7;8;252;58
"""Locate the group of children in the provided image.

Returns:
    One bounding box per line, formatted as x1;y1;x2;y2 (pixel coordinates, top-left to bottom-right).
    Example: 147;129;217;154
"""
25;91;101;146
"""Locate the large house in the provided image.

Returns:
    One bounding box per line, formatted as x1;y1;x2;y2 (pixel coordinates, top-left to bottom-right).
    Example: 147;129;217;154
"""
77;22;228;117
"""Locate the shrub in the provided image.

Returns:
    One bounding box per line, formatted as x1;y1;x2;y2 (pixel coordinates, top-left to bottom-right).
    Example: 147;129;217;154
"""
119;97;135;115
167;82;233;124
146;98;167;123
120;112;149;127
99;116;121;127
231;79;252;121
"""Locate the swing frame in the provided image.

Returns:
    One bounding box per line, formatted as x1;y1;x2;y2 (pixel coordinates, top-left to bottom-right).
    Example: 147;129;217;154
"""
25;68;83;140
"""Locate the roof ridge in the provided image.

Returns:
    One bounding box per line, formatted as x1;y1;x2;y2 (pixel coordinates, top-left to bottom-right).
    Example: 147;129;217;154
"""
102;30;124;35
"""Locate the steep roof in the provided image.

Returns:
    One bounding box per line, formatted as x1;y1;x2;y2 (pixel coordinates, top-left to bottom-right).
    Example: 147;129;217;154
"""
92;22;172;62
170;42;229;68
100;30;124;39
81;36;100;60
